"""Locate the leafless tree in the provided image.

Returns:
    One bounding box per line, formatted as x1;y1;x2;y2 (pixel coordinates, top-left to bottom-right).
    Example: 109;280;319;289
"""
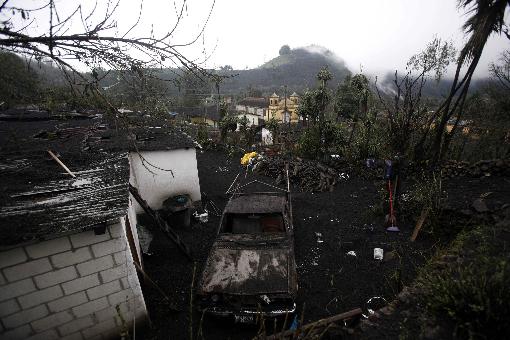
0;0;216;99
489;50;510;90
375;38;456;158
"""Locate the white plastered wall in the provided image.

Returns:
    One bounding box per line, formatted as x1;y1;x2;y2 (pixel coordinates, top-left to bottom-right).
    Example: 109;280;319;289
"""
129;148;201;214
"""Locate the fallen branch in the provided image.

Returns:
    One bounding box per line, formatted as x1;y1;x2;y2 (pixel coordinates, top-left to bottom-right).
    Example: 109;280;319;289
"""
133;261;179;312
256;307;362;340
129;184;192;260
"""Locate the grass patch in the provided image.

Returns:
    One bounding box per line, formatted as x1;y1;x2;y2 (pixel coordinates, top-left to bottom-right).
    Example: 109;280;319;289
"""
417;225;510;339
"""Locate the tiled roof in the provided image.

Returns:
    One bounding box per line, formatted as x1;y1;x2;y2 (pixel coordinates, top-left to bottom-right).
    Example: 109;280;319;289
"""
237;97;268;108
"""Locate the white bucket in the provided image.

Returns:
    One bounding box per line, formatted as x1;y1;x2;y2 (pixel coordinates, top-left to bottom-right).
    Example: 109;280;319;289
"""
374;248;384;260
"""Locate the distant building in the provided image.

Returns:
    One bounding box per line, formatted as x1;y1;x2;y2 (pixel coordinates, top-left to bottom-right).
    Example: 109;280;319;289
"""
233;97;268;128
235;97;267;118
174;106;221;128
267;92;299;123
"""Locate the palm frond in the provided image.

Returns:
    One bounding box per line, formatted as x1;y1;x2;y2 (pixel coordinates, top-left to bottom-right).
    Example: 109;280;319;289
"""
457;0;509;63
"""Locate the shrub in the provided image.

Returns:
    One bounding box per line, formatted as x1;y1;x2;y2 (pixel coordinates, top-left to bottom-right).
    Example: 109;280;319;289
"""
420;256;510;339
297;126;321;159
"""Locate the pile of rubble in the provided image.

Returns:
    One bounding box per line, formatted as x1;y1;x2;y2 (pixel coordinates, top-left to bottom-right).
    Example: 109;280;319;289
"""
253;156;344;192
441;159;510;178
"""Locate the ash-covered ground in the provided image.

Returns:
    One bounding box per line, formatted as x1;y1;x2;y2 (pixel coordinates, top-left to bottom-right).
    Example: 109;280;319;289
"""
140;149;504;340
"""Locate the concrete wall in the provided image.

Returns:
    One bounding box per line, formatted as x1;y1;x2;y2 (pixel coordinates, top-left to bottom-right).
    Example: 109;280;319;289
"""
0;220;147;340
236;106;265;118
129;148;201;214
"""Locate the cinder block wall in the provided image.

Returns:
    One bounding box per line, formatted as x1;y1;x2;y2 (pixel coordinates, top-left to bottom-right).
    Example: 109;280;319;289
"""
0;219;147;340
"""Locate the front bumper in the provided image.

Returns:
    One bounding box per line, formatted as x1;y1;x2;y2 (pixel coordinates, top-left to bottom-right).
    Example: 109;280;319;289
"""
200;302;296;318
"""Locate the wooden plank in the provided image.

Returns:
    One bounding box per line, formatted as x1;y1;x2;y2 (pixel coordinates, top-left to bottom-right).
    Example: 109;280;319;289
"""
128;184;192;260
410;208;430;242
47;150;76;177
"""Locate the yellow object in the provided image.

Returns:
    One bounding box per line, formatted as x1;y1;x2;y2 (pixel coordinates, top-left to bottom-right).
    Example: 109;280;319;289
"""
241;152;258;166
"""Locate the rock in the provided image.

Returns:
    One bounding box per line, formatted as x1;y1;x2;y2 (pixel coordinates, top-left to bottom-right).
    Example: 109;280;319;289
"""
472;198;489;213
384;251;397;262
422;325;441;339
398;289;411;304
379;306;394;316
401;310;412;318
441;254;457;262
360;320;378;332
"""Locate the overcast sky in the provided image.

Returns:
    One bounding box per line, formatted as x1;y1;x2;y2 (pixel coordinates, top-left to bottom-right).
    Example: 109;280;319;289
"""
7;0;510;77
197;0;509;76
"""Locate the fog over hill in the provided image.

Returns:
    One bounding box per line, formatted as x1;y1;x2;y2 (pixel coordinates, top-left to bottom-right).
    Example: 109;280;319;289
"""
215;45;352;94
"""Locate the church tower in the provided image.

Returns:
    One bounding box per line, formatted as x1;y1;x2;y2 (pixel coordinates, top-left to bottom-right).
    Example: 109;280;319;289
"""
268;92;279;120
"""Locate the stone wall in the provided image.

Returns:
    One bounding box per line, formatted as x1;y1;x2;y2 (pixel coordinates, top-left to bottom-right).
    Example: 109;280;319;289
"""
0;220;147;340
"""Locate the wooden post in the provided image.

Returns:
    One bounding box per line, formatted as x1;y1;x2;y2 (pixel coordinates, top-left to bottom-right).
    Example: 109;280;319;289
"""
47;150;76;177
410;208;430;242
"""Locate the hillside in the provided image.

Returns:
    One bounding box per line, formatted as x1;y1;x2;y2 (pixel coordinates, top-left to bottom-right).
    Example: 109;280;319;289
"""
216;45;351;94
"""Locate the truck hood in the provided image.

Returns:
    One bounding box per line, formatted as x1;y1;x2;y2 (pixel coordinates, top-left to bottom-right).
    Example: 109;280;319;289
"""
199;234;292;296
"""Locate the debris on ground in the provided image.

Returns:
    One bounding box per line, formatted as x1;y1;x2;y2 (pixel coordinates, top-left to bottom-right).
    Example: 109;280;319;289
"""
253;156;344;192
441;159;510;178
255;307;362;340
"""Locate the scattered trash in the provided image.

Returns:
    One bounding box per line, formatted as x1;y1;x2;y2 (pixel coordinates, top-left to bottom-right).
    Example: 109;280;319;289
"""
315;232;323;243
362;223;375;232
339;172;349;180
198;212;209;223
289;314;299;330
346;251;357;257
364;296;388;317
216;166;229;173
373;248;384;260
366;158;376;169
240;151;258;166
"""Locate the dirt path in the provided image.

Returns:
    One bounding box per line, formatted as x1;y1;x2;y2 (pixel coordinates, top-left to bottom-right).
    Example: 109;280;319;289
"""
141;150;442;339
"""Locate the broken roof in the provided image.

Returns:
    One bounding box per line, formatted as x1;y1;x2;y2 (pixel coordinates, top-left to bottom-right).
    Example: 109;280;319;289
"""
224;194;287;214
0;113;195;246
172;106;221;121
237;97;268;109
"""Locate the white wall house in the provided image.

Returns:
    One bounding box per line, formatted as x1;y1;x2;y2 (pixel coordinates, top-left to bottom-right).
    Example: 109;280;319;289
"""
0;151;147;340
129;148;201;214
235;113;261;131
235;97;267;121
0;220;146;340
0;118;201;340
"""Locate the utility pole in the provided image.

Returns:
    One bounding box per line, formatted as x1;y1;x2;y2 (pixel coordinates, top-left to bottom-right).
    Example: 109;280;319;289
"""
284;85;290;128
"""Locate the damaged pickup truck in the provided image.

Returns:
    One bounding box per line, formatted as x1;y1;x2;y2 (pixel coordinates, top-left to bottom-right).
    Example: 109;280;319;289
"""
197;176;298;322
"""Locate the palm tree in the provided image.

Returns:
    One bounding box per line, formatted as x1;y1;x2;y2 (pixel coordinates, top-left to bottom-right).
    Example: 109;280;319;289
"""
428;0;509;165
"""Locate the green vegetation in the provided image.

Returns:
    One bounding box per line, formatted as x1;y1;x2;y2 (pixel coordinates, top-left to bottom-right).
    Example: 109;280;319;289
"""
0;52;39;107
416;223;510;339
